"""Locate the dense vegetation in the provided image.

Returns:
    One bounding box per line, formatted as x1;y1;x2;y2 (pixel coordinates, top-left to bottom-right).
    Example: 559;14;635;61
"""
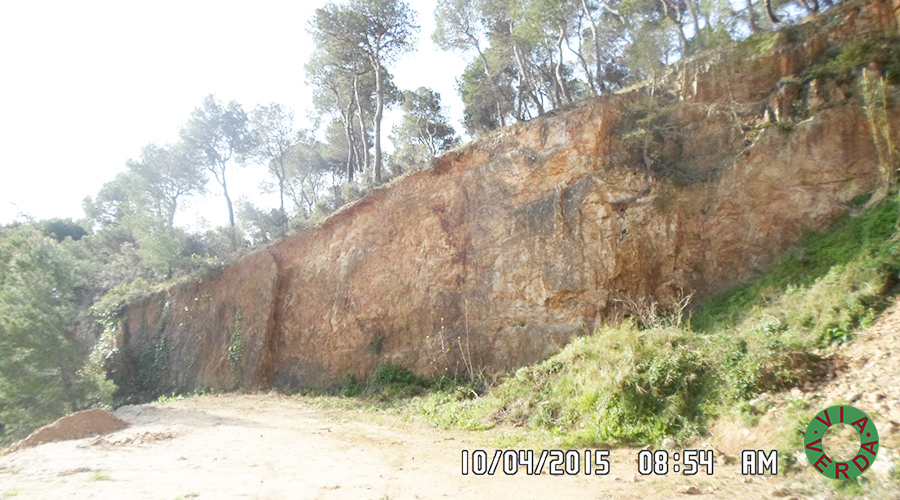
0;0;889;450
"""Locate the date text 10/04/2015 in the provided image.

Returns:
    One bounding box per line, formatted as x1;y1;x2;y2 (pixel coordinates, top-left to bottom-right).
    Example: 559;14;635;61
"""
461;449;722;476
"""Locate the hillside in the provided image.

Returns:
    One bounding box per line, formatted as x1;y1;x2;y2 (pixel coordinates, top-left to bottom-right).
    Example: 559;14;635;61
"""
105;0;900;403
3;2;900;496
7;1;900;499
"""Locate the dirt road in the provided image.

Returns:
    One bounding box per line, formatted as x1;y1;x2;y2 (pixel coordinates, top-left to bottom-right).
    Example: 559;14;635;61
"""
0;394;796;500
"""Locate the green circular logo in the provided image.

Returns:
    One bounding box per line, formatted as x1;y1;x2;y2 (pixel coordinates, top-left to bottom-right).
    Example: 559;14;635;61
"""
804;405;879;480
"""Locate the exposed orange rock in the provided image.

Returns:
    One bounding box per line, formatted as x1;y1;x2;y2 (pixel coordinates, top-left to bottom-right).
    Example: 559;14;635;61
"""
111;0;898;399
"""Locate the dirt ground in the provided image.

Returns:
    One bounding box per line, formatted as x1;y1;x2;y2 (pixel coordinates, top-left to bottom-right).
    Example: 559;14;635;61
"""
0;393;801;500
5;303;900;500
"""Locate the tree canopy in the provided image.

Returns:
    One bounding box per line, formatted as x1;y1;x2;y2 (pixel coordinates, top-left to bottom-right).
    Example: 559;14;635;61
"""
0;226;113;443
180;94;255;233
309;0;418;184
390;87;459;173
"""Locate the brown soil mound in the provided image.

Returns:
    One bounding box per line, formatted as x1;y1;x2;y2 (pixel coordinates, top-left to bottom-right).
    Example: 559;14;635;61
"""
5;409;129;453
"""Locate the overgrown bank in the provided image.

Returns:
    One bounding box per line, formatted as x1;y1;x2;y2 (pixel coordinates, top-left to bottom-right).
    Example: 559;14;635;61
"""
440;195;900;444
307;194;900;494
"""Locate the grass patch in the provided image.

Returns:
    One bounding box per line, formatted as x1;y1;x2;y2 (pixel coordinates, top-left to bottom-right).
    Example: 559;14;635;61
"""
806;34;900;84
478;322;708;446
88;471;112;482
692;195;900;338
315;364;433;405
370;364;429;399
337;374;365;398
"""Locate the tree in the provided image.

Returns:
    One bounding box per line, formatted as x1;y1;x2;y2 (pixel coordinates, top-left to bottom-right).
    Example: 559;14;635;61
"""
41;218;88;242
236;200;289;245
435;0;588;131
434;0;513;127
83;172;142;228
83;145;208;282
0;225;112;444
125;142;206;228
390;87;458;172
306;49;372;183
318;119;357;209
310;0;418;185
457;56;516;135
180;94;254;234
508;0;582;107
250;103;298;216
284;130;333;217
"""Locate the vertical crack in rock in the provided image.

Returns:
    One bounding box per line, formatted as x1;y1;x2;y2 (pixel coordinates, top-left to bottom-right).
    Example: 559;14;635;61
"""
251;249;286;389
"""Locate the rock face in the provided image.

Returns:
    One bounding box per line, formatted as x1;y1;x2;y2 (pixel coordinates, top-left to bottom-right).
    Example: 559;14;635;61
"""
111;0;898;399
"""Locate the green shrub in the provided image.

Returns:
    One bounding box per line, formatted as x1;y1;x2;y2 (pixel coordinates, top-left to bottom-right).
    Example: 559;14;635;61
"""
338;374;364;398
371;364;427;399
806;34;900;83
228;310;244;367
484;322;709;445
0;226;115;445
373;364;418;385
692;196;899;336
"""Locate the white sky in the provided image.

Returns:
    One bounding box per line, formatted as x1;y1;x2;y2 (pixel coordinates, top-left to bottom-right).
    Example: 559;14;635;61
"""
0;0;468;229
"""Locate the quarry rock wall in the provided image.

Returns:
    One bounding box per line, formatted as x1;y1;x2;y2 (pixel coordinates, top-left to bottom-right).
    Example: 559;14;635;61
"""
111;0;898;398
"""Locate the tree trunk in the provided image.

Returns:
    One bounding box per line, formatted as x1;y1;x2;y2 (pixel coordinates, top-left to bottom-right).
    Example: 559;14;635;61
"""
274;152;286;214
745;0;759;33
224;190;234;228
660;0;689;56
344;129;355;182
353;75;370;174
513;43;543;117
373;60;384;185
555;28;571;104
545;50;561;108
166;199;177;228
344;100;356;182
580;0;603;94
349;120;365;178
212;165;234;229
675;21;689;56
475;44;508;128
332;184;343;211
278;175;285;215
766;0;781;23
331;85;356;183
685;0;702;37
568;19;597;95
219;166;237;249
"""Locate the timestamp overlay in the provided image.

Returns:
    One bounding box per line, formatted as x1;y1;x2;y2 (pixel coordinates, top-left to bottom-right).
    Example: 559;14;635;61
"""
461;448;780;477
